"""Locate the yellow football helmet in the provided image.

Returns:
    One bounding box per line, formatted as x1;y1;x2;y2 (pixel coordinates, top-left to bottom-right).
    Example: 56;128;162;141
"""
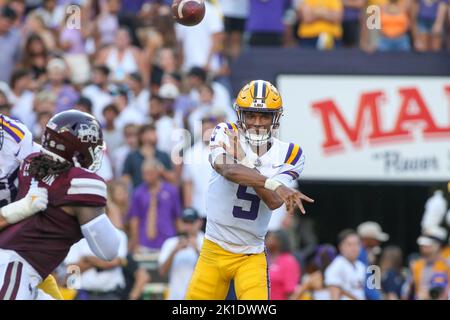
234;80;283;145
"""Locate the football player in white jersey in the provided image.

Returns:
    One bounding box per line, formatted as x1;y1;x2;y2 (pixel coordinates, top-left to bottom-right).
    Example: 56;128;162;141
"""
186;80;314;300
0;114;62;299
0;114;46;228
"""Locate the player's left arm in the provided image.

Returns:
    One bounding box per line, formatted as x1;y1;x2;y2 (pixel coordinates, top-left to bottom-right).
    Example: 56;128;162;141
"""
261;152;307;211
213;153;313;212
74;206;120;261
253;186;284;210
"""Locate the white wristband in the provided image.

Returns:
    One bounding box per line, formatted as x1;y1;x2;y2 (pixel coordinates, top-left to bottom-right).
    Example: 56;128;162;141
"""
0;181;48;224
1;197;33;224
264;178;282;191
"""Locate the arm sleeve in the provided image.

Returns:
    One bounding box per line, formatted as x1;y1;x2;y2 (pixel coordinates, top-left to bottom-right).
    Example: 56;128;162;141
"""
81;213;120;261
272;152;305;187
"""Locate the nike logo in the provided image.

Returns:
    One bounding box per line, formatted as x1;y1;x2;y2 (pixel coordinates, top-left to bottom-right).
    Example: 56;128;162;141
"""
272;164;283;169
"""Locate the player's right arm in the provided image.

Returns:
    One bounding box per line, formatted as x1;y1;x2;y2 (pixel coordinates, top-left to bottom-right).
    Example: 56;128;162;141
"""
210;123;314;212
213;156;311;211
0;181;48;230
60;174;121;261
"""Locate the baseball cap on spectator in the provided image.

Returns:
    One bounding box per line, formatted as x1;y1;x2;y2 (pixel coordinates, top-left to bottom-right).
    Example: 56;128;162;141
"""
357;221;389;242
1;6;17;20
158;83;179;100
187;67;207;82
181;207;200;223
417;226;448;246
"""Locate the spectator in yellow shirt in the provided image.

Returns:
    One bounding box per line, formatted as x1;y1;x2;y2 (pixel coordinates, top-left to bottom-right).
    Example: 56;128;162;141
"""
297;0;344;49
410;227;450;300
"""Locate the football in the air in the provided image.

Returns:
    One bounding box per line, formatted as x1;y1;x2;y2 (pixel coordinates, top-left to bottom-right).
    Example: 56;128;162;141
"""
172;0;205;26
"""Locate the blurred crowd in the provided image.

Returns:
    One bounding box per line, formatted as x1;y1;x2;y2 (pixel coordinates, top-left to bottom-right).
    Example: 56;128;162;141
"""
0;0;449;300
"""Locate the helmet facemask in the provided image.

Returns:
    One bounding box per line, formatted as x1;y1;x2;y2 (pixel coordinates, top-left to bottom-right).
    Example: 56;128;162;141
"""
234;80;283;147
72;142;105;172
235;106;283;147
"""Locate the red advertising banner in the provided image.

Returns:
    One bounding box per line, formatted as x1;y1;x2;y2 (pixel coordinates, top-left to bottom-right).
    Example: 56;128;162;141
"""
278;75;450;181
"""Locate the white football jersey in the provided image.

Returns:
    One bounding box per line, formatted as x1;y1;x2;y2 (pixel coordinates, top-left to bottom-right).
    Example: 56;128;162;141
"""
205;122;305;254
0;115;38;206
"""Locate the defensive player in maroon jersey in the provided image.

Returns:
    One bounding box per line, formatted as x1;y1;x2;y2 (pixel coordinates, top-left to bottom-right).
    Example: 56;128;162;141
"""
0;110;120;300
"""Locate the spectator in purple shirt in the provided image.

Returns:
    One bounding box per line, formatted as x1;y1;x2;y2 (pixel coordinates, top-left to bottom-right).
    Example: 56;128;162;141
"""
128;158;182;252
341;0;365;47
120;0;153;14
412;0;448;51
246;0;292;47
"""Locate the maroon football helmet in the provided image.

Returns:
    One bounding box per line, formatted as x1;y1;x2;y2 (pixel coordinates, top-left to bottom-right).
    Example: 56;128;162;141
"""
41;110;105;171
